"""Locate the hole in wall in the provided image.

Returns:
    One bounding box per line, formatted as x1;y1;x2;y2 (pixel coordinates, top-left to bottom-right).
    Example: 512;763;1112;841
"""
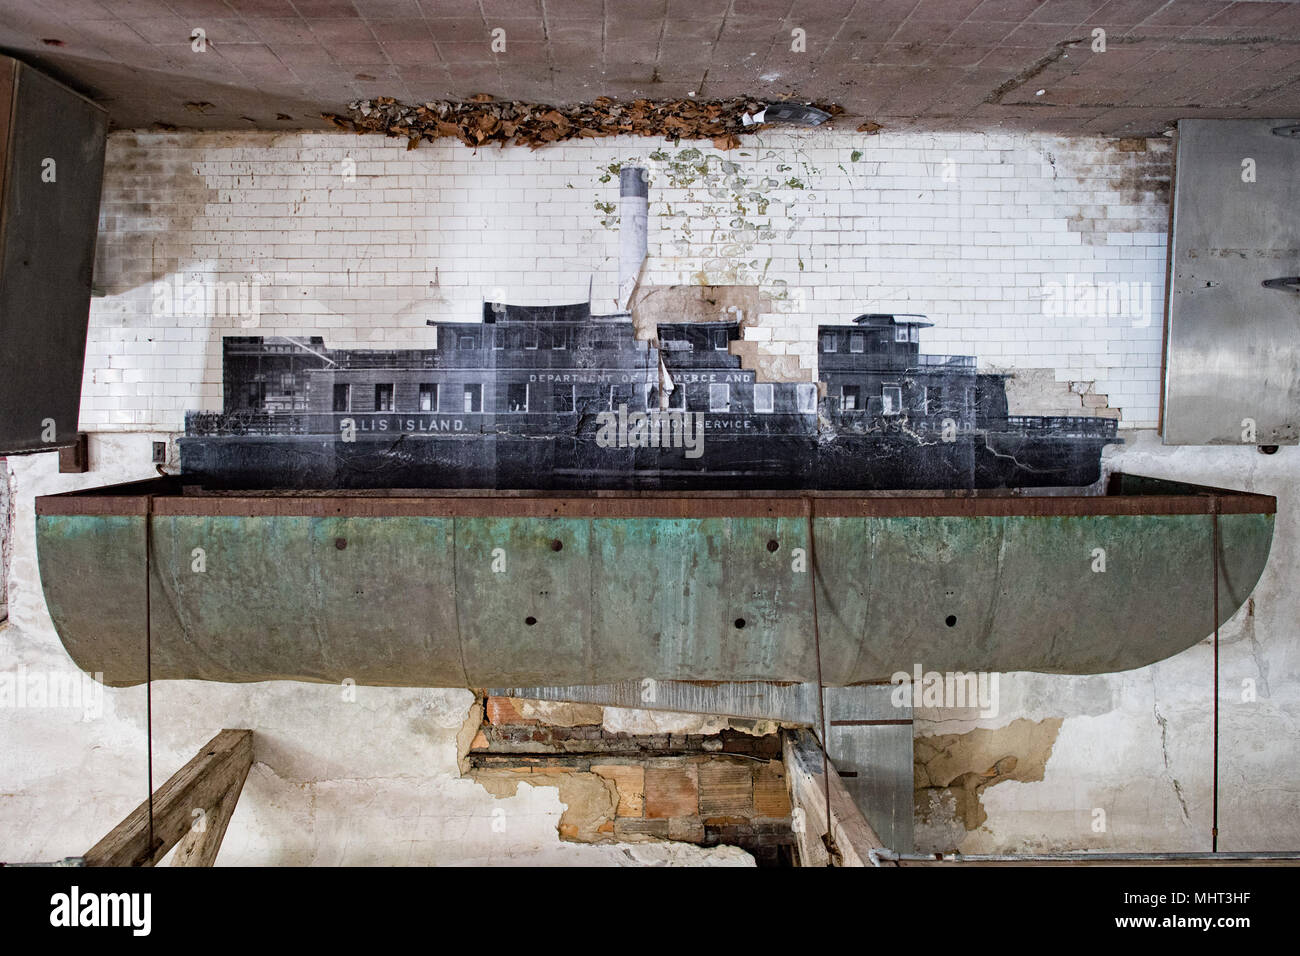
525;616;537;626
734;618;746;629
945;615;957;627
766;539;779;552
550;538;563;551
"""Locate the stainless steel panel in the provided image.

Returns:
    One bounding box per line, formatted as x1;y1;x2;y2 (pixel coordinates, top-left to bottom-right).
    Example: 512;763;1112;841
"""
1164;119;1300;445
824;685;914;852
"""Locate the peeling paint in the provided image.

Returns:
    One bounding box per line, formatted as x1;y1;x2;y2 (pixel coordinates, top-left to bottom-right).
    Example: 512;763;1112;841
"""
914;717;1064;845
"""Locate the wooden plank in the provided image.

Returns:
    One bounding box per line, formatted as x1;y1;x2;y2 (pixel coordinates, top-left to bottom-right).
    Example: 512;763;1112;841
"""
84;729;253;867
783;729;889;867
169;753;251;867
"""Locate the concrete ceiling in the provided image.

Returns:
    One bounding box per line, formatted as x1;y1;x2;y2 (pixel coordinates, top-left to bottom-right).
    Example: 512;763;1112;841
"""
1;0;1298;136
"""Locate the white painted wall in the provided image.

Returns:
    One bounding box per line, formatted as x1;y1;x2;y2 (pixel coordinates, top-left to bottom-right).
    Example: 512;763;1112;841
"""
3;128;1295;863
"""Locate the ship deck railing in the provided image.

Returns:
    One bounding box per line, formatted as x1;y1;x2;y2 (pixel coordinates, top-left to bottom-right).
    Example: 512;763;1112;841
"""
1001;415;1119;437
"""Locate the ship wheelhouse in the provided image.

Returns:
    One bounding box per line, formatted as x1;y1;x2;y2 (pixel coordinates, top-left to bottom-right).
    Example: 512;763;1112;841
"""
817;313;981;435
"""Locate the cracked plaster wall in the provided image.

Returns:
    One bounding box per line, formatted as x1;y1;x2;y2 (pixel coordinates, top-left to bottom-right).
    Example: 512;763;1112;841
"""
912;434;1300;855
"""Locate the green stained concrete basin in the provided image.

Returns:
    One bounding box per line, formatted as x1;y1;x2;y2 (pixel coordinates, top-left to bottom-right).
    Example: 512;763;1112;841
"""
34;475;1275;687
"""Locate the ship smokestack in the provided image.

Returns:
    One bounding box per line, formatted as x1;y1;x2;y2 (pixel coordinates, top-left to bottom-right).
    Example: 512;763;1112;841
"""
618;167;648;309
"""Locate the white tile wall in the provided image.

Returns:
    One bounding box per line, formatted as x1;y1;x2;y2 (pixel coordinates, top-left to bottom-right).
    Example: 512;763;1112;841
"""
84;129;1171;431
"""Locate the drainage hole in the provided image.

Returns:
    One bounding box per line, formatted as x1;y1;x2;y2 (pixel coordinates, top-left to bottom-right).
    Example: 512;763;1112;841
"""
945;615;957;627
766;539;779;553
525;616;537;626
550;539;563;551
734;618;746;629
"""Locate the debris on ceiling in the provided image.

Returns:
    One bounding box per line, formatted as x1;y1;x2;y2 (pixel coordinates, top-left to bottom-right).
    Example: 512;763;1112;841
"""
322;95;847;151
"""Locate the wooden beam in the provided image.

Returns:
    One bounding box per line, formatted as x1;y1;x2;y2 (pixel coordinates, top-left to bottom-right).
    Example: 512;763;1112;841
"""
169;752;251;867
783;728;890;867
84;729;253;867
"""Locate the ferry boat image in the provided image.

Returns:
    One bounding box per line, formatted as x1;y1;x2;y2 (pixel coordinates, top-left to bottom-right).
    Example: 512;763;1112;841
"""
180;165;1117;490
180;302;1118;491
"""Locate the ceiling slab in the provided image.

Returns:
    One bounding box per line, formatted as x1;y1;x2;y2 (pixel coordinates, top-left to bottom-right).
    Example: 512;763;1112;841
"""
0;0;1297;135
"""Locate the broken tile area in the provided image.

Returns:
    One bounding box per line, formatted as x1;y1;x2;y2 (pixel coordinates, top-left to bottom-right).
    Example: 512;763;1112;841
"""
467;695;797;866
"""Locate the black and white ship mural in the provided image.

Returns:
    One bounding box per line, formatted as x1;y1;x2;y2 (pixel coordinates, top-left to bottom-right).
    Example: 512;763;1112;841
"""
180;168;1118;491
180;306;1117;491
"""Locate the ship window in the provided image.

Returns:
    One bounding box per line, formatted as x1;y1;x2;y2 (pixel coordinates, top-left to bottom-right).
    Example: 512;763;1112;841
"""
332;384;350;412
821;333;837;353
555;384;575;413
507;383;528;412
280;372;295;393
463;384;482;413
796;383;817;414
610;385;635;409
524;330;539;350
459;332;479;350
849;334;865;353
910;326;920;343
659;330;690;351
248;381;266;408
493;328;505;350
712;329;729;350
882;385;902;415
552;331;567;350
375;384;394;412
419;383;438;412
895;326;909;343
753;383;774;413
842;385;861;411
709;383;730;412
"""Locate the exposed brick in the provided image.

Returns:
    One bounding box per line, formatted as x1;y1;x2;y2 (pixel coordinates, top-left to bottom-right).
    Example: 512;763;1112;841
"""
667;817;706;843
485;696;536;726
645;765;699;819
753;761;793;818
698;761;754;818
592;764;646;817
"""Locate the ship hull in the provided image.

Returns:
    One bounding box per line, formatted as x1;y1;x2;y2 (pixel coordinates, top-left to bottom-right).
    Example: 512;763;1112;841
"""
179;427;1112;491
